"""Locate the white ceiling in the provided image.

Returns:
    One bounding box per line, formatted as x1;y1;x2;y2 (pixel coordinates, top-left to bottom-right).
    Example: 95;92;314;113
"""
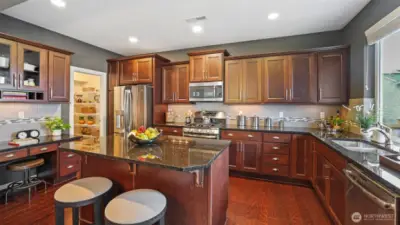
2;0;370;56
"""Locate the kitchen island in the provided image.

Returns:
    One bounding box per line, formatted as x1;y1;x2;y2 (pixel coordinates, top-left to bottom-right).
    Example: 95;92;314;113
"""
59;134;231;225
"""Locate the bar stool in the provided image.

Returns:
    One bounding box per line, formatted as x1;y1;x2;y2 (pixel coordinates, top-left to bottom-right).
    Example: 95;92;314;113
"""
105;189;167;225
54;177;112;225
5;158;47;204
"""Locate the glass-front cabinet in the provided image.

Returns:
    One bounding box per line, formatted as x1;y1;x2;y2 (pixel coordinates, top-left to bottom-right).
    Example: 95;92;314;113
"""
0;38;17;89
0;38;47;91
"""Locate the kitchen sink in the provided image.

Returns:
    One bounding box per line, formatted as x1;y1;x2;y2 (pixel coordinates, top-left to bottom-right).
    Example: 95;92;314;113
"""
331;140;380;152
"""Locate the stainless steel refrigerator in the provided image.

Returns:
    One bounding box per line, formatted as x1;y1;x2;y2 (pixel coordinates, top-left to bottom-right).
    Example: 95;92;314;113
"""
114;85;153;134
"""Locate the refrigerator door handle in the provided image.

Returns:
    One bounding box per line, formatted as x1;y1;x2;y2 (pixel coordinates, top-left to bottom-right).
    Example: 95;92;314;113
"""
123;88;131;133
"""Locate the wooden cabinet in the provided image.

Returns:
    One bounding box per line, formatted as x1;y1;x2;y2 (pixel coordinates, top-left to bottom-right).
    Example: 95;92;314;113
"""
290;135;313;180
313;151;328;201
228;140;241;170
288;54;317;103
162;64;189;103
0;38;17;89
119;57;153;85
107;61;119;91
224;58;262;103
327;161;346;225
317;49;348;104
154;126;182;136
48;51;70;102
189;50;227;82
263;56;289;102
241;141;262;172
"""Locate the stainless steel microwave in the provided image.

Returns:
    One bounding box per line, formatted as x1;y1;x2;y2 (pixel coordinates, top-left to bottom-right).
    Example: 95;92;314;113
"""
189;81;223;102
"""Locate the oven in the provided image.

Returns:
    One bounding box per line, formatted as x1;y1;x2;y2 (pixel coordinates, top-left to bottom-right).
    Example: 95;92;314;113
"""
189;81;223;102
344;164;397;224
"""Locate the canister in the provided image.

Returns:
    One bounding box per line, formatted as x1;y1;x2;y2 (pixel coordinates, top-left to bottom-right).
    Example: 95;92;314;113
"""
236;115;247;127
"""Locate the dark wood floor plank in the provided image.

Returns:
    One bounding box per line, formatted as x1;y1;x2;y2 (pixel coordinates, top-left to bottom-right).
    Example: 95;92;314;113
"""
0;177;331;225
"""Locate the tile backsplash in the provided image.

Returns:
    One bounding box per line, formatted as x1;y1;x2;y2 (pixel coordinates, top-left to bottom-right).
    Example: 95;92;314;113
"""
0;103;62;141
168;103;341;128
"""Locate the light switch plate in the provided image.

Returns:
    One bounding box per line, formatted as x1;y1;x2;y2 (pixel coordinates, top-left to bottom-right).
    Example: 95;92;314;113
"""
18;111;24;119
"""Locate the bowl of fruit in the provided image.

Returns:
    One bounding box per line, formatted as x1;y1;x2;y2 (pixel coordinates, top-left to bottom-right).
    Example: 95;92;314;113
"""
128;126;161;145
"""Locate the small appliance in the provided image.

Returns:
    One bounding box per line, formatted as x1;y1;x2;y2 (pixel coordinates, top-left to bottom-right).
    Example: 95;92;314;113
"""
189;81;223;102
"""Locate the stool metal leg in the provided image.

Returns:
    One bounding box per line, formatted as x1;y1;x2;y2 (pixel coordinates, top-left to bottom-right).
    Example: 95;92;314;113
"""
94;197;103;225
55;206;65;225
72;207;79;225
156;216;165;225
28;188;31;204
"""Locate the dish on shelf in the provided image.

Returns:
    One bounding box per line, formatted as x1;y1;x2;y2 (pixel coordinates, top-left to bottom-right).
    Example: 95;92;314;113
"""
82;87;96;92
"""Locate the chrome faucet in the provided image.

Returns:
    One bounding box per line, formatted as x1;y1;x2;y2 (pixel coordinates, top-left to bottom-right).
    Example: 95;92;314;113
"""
366;123;400;151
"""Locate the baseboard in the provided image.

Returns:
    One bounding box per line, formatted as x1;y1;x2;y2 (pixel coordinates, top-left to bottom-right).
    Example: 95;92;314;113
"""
229;171;312;188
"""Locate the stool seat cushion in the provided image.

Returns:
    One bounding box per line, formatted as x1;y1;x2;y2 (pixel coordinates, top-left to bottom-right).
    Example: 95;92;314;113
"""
105;189;166;224
8;158;44;171
55;177;112;203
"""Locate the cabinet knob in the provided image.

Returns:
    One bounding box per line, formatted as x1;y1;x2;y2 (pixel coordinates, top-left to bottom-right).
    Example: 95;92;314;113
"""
67;154;74;158
67;165;74;169
40;147;48;151
173;130;178;133
272;157;279;161
272;168;279;172
272;146;279;150
5;154;15;158
248;134;253;138
273;136;280;140
228;133;233;136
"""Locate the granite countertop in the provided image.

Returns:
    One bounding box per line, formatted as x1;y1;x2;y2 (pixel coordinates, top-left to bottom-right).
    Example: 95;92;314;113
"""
59;134;231;172
158;123;400;194
0;134;82;153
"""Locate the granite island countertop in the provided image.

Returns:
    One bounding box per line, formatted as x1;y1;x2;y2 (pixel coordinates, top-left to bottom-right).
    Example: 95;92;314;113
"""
59;134;231;172
0;134;82;153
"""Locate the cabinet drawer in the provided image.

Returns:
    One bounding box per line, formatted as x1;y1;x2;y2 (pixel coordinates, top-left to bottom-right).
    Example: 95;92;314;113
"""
263;133;291;143
155;126;183;136
0;149;28;162
263;143;290;155
30;144;58;156
262;154;289;165
60;151;80;160
221;130;262;142
60;158;81;177
262;165;289;177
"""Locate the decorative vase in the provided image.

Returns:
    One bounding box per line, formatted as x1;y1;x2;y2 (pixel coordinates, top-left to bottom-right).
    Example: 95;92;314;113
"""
52;129;62;136
360;129;373;138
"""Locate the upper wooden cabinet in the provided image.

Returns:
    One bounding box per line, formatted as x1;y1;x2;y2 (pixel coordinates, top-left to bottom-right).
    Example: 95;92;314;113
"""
162;63;189;103
317;49;349;104
107;61;119;91
119;57;153;85
48;51;70;102
0;38;17;89
263;56;289;103
188;49;228;82
288;54;317;103
224;58;262;104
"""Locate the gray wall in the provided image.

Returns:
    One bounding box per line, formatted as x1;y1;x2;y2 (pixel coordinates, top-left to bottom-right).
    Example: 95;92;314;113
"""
343;0;400;98
0;14;121;72
157;31;344;62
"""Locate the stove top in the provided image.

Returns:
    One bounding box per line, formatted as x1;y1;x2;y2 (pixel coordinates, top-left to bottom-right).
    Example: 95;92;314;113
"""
184;123;222;129
183;123;221;139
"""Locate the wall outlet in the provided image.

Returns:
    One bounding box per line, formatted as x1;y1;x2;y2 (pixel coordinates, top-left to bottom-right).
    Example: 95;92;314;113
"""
279;112;284;118
320;112;325;119
18;111;24;119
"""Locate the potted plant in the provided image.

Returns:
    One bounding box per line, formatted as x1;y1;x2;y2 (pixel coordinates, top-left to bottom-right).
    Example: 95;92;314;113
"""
45;117;71;136
353;105;376;138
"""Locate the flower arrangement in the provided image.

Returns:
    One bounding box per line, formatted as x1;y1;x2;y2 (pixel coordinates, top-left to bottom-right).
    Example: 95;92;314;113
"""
353;104;377;131
45;117;71;136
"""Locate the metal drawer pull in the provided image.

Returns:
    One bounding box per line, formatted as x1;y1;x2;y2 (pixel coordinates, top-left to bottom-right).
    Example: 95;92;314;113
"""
40;147;48;151
272;157;279;161
228;133;233;136
248;134;253;138
173;130;178;133
272;168;279;172
67;154;74;158
67;165;74;169
273;136;280;139
5;154;15;158
272;146;280;150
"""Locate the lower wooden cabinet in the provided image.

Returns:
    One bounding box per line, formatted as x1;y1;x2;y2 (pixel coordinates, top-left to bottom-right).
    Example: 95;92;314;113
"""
227;140;262;173
154;126;182;136
290;135;313;180
228;140;241;170
59;150;81;177
327;161;346;225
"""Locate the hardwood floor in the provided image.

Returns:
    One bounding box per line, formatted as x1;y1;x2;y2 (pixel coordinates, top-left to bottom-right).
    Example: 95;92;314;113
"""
0;177;331;225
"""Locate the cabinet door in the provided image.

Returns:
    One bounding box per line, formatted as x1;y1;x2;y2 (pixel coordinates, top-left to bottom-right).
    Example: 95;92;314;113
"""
48;51;70;102
107;91;114;135
241;141;262;173
205;53;223;81
243;58;262;103
190;55;205;82
107;61;119;91
162;66;175;103
288;54;317;103
290;135;312;180
224;60;243;103
328;163;346;225
263;56;289;102
228;140;241;170
175;64;189;103
0;38;17;89
135;58;153;83
119;59;135;85
318;50;348;103
313;151;328;201
17;43;48;91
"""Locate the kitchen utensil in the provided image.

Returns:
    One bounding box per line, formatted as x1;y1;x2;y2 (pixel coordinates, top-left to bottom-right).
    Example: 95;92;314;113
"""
203;116;211;124
28;78;35;86
166;110;175;123
23;63;35;71
264;117;272;127
0;76;5;84
185;116;191;124
0;56;9;68
237;115;247;127
250;116;260;128
74;94;83;103
278;119;285;128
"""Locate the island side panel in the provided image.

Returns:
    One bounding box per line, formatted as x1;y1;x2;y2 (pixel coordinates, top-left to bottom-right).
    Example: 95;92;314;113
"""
209;147;229;225
79;154;135;225
134;165;210;225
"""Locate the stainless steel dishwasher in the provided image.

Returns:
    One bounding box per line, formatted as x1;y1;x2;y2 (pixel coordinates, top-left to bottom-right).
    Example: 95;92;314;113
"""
343;164;398;224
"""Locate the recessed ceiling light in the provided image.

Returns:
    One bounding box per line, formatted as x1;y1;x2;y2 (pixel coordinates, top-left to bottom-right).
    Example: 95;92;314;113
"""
268;13;280;20
50;0;66;8
129;36;139;43
192;25;203;34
